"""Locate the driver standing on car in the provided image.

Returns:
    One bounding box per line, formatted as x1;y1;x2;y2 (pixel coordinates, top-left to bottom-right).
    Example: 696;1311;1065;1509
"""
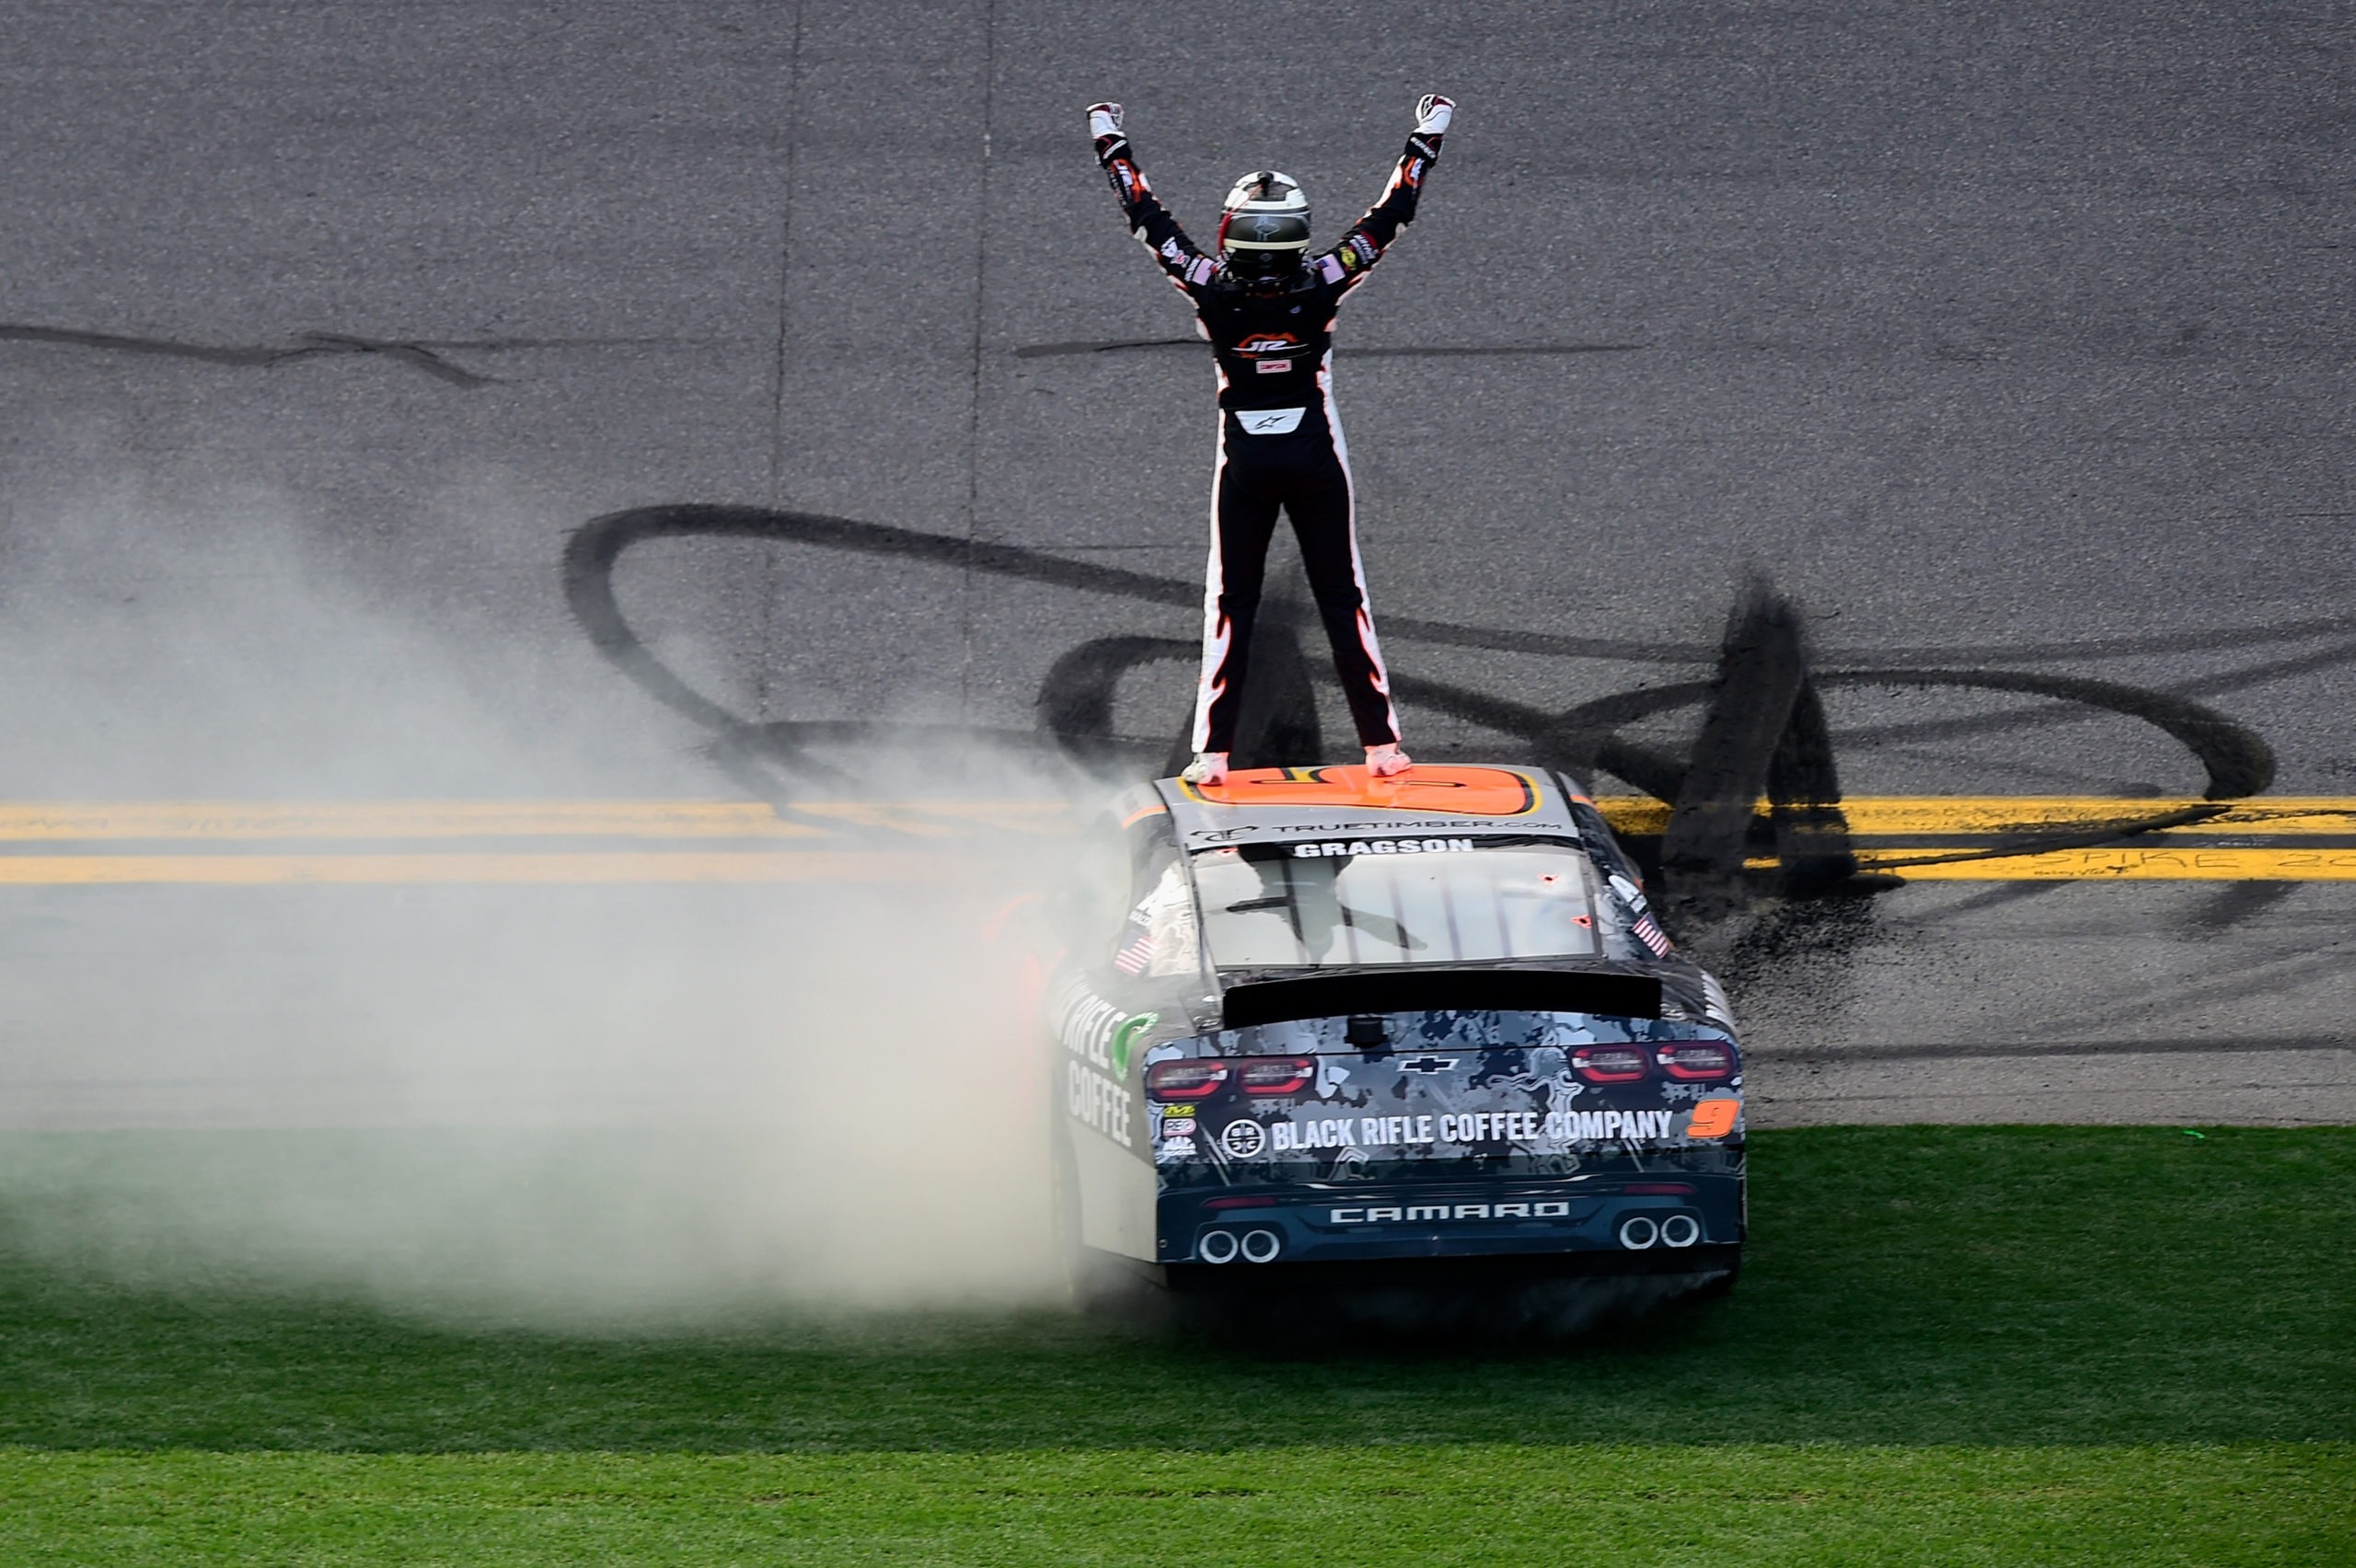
1085;95;1455;786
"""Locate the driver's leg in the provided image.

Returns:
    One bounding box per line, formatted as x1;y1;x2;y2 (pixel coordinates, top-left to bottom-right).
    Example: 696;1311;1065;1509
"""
1287;446;1401;751
1193;432;1283;758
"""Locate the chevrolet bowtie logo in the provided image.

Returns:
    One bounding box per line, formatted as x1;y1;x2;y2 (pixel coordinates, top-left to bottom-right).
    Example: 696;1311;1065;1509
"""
1399;1055;1457;1074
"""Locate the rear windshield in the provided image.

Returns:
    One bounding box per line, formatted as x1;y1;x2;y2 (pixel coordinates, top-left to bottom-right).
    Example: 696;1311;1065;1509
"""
1192;836;1600;969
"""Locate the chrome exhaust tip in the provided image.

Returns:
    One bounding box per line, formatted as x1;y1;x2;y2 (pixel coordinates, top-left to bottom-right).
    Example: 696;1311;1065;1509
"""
1660;1213;1702;1249
1197;1228;1240;1264
1240;1228;1283;1263
1617;1214;1659;1251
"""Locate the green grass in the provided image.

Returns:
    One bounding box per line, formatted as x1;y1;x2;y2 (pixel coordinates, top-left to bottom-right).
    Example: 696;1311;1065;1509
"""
3;1445;2348;1567
1;1125;2350;1563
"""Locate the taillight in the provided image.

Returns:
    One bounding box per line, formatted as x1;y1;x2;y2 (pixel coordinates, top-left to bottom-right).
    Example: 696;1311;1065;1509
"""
1237;1056;1314;1095
1147;1055;1311;1099
1147;1060;1229;1100
1572;1044;1650;1083
1657;1041;1735;1080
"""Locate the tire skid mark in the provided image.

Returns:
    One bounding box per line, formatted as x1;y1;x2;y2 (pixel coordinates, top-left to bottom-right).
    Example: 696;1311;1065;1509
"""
1827;641;2356;752
561;504;2281;912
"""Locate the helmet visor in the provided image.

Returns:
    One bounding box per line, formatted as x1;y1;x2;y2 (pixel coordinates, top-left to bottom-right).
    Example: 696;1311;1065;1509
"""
1220;211;1312;251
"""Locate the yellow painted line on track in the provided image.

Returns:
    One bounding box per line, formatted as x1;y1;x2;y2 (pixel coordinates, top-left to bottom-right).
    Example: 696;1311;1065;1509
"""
1591;797;2356;836
0;801;818;840
1856;847;2356;882
0;799;1078;841
2;797;2344;841
0;853;931;885
14;847;2350;884
0;797;2348;883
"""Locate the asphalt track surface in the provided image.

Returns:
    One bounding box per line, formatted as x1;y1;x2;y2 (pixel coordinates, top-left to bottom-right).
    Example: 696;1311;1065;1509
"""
0;2;2350;1128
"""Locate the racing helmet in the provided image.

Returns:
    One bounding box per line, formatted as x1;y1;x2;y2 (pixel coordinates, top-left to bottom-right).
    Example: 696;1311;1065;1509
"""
1218;170;1311;281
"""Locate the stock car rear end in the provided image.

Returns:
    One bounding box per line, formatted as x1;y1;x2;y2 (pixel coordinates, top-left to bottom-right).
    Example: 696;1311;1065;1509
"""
1045;764;1745;1299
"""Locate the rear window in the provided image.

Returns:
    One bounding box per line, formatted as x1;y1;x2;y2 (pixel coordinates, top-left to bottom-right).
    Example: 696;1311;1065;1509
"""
1192;836;1601;969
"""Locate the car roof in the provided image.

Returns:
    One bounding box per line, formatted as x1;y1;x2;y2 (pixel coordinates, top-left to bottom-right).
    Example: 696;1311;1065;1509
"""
1150;764;1585;848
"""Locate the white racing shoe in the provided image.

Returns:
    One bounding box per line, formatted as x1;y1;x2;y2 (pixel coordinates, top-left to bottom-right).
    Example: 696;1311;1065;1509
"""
1180;751;1230;786
1364;744;1414;778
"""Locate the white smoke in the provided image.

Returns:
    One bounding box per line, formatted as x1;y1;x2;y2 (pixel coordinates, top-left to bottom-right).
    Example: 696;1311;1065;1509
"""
0;486;1090;1326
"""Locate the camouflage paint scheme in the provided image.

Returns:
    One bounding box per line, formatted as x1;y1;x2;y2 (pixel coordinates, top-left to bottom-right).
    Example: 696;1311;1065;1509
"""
1047;765;1745;1281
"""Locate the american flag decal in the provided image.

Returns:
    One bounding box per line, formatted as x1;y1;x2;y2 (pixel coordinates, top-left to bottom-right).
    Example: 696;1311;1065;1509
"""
1633;916;1672;955
1114;925;1155;974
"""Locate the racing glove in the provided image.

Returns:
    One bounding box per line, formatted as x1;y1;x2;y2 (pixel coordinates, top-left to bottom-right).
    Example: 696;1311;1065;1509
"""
1414;94;1454;136
1088;101;1130;165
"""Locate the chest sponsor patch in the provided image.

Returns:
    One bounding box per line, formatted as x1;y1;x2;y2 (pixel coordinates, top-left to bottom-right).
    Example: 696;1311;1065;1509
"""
1236;333;1302;355
1255;358;1292;374
1234;408;1305;435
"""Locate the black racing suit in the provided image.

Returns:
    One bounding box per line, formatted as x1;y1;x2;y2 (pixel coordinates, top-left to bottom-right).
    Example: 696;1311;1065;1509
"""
1092;123;1443;755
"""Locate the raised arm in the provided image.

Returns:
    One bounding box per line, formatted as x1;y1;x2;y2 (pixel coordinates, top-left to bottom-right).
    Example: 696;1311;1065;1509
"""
1313;94;1454;289
1087;102;1218;290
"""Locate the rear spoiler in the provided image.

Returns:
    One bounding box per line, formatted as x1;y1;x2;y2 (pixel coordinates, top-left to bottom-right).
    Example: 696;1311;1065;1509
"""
1220;969;1663;1029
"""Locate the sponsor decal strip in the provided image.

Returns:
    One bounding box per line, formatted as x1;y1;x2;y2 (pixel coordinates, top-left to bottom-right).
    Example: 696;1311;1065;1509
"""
1250;1107;1697;1155
1292;837;1475;858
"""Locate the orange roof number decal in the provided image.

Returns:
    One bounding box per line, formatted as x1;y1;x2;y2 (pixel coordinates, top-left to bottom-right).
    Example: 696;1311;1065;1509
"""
1180;765;1539;816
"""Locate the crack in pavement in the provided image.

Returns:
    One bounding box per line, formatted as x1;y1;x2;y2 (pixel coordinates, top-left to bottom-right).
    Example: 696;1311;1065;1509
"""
0;324;704;388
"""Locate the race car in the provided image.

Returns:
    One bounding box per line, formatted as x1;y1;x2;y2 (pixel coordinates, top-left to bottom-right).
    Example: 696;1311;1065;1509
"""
1044;763;1745;1299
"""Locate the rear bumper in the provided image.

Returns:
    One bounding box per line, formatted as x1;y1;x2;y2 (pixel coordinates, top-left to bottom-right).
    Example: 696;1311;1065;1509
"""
1161;1242;1741;1293
1155;1173;1741;1269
